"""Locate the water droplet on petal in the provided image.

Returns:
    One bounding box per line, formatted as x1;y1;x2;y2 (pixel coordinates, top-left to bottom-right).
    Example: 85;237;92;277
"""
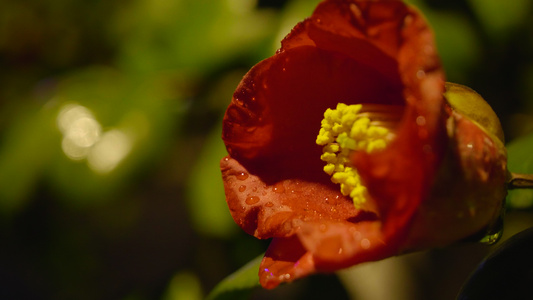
273;182;285;193
245;196;260;205
416;115;426;126
236;172;249;181
239;185;246;192
368;27;381;37
265;202;274;207
480;213;504;245
361;238;371;249
403;15;413;28
350;3;362;19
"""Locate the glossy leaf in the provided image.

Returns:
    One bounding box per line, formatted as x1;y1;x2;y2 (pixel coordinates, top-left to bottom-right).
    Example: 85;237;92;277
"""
457;227;533;300
205;253;262;300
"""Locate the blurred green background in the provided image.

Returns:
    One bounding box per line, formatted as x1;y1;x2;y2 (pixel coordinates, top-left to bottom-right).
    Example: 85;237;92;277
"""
1;0;533;299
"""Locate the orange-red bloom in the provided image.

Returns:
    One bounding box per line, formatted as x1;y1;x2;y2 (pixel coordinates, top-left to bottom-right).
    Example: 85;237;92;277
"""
220;0;507;289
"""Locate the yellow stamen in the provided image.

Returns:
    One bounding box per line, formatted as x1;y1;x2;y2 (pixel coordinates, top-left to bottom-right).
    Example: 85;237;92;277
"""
316;103;396;208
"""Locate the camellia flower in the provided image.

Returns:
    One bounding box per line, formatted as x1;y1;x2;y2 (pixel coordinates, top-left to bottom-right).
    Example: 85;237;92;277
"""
220;0;507;289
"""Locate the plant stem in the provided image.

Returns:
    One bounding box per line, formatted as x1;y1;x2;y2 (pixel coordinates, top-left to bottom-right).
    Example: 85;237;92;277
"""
508;173;533;189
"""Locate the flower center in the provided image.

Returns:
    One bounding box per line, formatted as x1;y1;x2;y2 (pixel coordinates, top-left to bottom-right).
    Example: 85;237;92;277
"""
316;103;402;208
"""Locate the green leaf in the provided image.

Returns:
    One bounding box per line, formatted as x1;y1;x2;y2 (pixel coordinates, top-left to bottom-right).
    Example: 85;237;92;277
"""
114;0;277;75
186;119;238;238
506;132;533;209
0;104;58;214
205;253;263;300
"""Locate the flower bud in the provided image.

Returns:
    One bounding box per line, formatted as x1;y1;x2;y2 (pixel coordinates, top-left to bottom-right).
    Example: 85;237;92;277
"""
402;83;507;250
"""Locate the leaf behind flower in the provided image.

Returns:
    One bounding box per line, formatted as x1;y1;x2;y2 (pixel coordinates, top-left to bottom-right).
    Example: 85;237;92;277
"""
205;253;263;300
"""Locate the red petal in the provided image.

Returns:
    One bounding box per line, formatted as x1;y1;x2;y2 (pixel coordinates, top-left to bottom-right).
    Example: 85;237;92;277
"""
221;156;363;239
259;220;395;288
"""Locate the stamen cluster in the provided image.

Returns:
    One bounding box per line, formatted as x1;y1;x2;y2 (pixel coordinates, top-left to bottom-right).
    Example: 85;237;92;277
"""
316;103;391;207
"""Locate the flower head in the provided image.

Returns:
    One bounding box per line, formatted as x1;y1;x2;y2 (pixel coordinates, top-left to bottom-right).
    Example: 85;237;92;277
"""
220;0;506;289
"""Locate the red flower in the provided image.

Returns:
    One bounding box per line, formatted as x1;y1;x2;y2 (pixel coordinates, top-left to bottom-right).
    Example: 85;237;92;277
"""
220;0;507;289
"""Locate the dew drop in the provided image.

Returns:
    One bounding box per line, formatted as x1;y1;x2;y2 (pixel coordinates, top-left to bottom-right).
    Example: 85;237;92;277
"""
480;229;503;245
245;196;260;205
350;3;362;19
246;126;257;133
361;238;371;249
265;202;274;207
416;69;426;79
236;172;249;181
480;213;504;245
368;27;381;37
223;156;230;162
238;185;247;192
273;182;285;193
416;115;426;126
403;15;413;28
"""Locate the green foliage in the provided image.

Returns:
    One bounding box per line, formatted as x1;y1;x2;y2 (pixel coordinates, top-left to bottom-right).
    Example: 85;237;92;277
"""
507;132;533;209
0;104;58;213
186;120;238;238
406;0;482;83
113;0;277;75
468;0;532;41
205;253;263;300
162;271;203;300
